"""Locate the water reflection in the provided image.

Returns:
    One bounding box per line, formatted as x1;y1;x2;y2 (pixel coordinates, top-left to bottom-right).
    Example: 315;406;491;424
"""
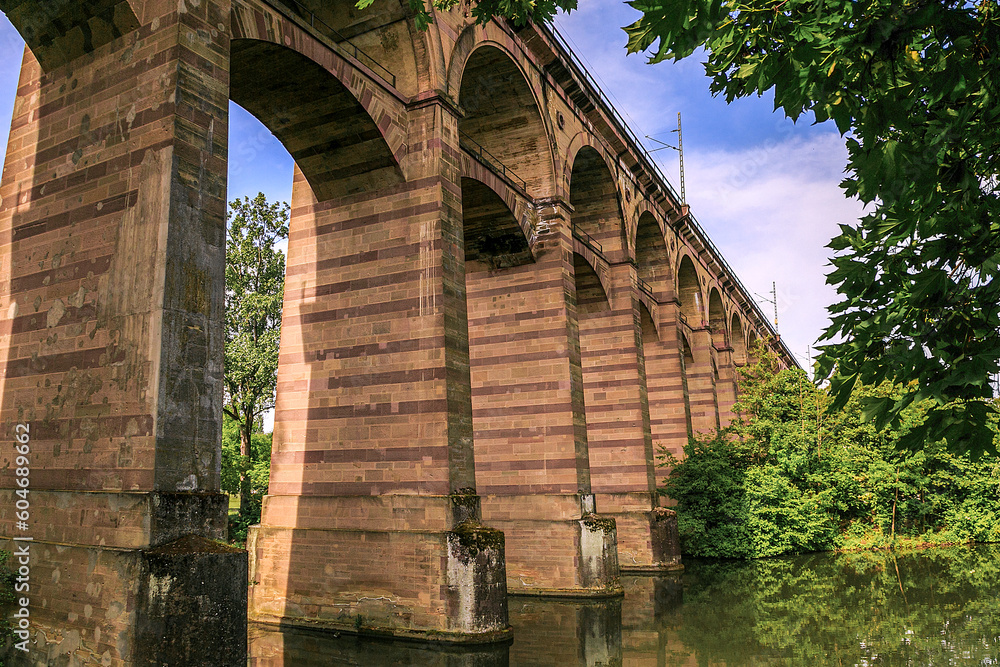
248;624;509;666
674;545;1000;666
508;597;622;666
249;545;1000;665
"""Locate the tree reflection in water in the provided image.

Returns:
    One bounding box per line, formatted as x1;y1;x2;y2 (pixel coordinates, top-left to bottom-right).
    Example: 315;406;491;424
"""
669;545;1000;666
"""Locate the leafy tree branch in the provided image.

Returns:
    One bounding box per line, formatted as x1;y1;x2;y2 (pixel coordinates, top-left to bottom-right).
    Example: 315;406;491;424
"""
622;0;1000;455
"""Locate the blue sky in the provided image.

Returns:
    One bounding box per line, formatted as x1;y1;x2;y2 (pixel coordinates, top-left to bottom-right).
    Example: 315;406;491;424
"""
0;5;863;375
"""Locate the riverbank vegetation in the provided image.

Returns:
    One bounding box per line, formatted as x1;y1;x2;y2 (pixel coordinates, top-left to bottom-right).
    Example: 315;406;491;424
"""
661;343;1000;559
674;545;1000;665
222;413;271;546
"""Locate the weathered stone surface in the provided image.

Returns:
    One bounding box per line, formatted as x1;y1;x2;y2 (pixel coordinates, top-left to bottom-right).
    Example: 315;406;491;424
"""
134;536;248;666
650;507;683;570
447;521;508;634
0;0;794;657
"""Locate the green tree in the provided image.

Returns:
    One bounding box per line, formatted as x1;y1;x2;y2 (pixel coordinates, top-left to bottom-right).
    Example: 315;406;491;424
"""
224;193;287;513
356;0;575;31
663;340;1000;559
620;0;1000;454
665;342;844;558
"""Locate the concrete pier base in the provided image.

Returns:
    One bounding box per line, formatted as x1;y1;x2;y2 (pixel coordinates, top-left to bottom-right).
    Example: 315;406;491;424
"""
248;622;511;666
597;494;683;573
135;536;248;666
1;531;246;666
482;494;622;597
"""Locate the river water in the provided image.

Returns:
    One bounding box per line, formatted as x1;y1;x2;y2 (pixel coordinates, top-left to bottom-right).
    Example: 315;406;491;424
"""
249;544;1000;665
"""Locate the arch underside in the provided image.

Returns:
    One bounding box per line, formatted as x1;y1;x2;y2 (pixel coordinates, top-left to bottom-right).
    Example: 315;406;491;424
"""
635;211;671;306
280;0;423;96
570;147;623;256
229;39;402;201
681;332;694;364
638;300;660;340
708;289;726;346
640;303;657;342
636;213;669;282
574;252;609;315
677;255;701;325
459;152;536;251
462;178;532;272
731;314;747;364
572;237;612;304
1;0;140;72
458;45;554;196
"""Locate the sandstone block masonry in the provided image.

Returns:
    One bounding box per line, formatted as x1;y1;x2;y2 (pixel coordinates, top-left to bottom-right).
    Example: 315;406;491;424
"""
0;0;794;661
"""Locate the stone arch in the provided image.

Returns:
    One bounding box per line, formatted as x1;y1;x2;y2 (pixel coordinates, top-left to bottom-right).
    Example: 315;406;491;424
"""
1;0;140;72
708;288;726;348
574;253;610;315
230;2;409;155
677;254;702;327
635;211;671;301
571;238;613;304
639;300;660;341
627;199;658;256
569;145;625;256
457;153;537;255
455;42;555;196
680;332;695;366
273;0;426;96
229;38;404;201
731;313;747;365
462;177;532;273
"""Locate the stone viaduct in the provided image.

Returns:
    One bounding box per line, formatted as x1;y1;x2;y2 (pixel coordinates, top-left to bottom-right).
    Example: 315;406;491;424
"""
0;0;795;663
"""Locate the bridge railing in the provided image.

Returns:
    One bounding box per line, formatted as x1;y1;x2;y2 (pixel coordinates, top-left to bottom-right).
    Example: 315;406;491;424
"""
459;131;529;192
571;223;604;256
635;275;655;301
542;23;788;353
274;0;397;88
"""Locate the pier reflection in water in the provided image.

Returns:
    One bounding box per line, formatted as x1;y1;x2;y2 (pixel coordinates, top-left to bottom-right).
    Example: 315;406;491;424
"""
249;545;1000;665
248;623;510;666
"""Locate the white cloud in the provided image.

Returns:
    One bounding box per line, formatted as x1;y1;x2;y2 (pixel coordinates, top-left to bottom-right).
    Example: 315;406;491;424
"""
684;133;866;369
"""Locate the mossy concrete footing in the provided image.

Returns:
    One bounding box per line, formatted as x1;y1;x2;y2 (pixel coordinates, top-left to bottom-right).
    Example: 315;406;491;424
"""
648;507;683;570
134;535;248;666
446;521;509;635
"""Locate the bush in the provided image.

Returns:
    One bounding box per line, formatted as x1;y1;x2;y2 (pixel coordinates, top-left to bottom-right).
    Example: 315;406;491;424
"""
221;413;271;546
662;341;1000;559
227;496;262;548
